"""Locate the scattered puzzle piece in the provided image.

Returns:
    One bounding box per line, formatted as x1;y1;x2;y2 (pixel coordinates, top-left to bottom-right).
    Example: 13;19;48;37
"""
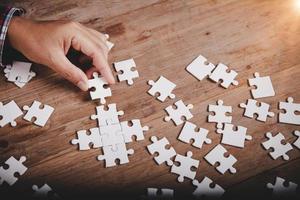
4;61;35;83
71;128;102;150
262;132;293;161
147;188;174;199
209;63;238;88
114;58;139;85
186;55;216;81
192;177;225;199
164;100;193;126
88;72;112;104
267;177;298;198
23;100;54;127
0;100;23;127
204;144;237;174
120;119;149;143
248;72;275;99
279;97;300;125
147;136;176;166
32;183;60;199
178;121;211;149
171;151;199;182
148;76;176;102
208;100;232;128
91;103;124;126
0;156;27;186
240;99;274;122
97;143;134;167
294;130;300;149
217;123;252;148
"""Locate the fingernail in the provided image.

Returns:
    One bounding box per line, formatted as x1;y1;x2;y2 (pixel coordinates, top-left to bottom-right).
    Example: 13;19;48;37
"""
77;80;89;91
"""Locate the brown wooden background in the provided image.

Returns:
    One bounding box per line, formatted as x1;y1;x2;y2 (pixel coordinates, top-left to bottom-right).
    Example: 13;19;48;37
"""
0;0;300;199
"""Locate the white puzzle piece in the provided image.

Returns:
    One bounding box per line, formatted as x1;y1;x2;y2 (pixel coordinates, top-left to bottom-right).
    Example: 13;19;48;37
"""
91;103;124;126
267;177;298;198
32;184;60;199
4;61;35;83
262;132;293;161
147;136;176;166
192;177;225;199
4;68;35;88
294;130;300;149
147;188;174;199
164;100;193;126
248;72;275;99
114;58;139;85
120;119;149;143
240;99;274;122
0;100;23;127
88;72;112;104
71;128;102;150
99;123;124;149
178;121;211;149
23;101;54;127
97;143;134;167
186;55;216;81
208;63;238;88
204;144;237;174
148;76;176;102
171;151;199;182
0;156;27;186
279;97;300;125
208;100;232;128
217;123;252;148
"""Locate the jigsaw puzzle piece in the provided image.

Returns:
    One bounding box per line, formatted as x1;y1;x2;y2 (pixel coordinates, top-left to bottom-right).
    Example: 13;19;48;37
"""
240;99;274;122
100;123;124;149
208;100;232;128
178;121;211;149
294;130;300;149
267;177;298;198
164;100;193;126
262;132;293;160
23;101;54;127
0;100;23;127
171;151;199;182
147;188;174;199
186;55;216;81
192;177;225;199
4;61;35;83
147;136;176;166
279;97;300;125
248;72;275;99
32;184;61;199
91;103;124;126
204;144;237;174
148;76;176;102
71;128;102;150
209;63;238;88
120;119;149;143
114;58;139;85
0;156;27;186
88;72;112;104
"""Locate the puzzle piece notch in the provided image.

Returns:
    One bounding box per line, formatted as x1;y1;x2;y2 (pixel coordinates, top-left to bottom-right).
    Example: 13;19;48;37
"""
0;156;27;186
114;58;139;85
4;61;35;83
248;72;275;99
294;130;300;149
71;128;102;150
164;100;194;126
262;132;293;161
91;103;124;126
171;151;199;182
147;188;174;199
240;99;274;122
97;143;134;167
267;177;298;198
208;100;232;128
32;184;61;199
192;177;225;199
208;63;239;88
148;76;176;102
0;100;23;127
204;144;237;174
279;97;300;125
88;72;112;104
186;55;216;81
120;119;149;143
178;121;211;149
147;136;176;166
23;101;54;127
217;123;252;148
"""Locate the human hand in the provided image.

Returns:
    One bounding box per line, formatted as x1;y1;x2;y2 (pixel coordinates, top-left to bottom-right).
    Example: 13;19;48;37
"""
7;17;115;91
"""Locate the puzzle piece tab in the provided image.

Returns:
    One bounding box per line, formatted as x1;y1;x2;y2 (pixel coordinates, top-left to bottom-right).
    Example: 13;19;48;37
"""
267;177;298;198
88;72;112;104
0;156;27;186
192;177;225;199
71;128;102;150
240;99;274;122
208;100;232;128
248;72;275;99
91;103;124;126
164;100;193;126
114;58;139;85
120;119;149;143
148;76;176;102
209;63;238;88
186;55;216;81
279;97;300;125
0;100;23;127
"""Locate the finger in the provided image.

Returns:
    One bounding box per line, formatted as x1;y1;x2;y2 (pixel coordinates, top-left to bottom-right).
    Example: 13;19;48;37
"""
85;66;98;79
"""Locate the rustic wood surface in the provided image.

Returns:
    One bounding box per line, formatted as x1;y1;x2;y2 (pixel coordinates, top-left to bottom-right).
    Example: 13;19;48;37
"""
0;0;300;199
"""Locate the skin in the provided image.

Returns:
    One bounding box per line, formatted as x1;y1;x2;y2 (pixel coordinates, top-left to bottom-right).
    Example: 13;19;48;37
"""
7;17;115;91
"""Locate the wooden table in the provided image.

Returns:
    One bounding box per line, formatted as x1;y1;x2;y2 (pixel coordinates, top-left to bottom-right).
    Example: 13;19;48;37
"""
1;0;300;199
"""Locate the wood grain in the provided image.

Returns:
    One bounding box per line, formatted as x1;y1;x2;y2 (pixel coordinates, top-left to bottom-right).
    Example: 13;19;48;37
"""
0;0;300;199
